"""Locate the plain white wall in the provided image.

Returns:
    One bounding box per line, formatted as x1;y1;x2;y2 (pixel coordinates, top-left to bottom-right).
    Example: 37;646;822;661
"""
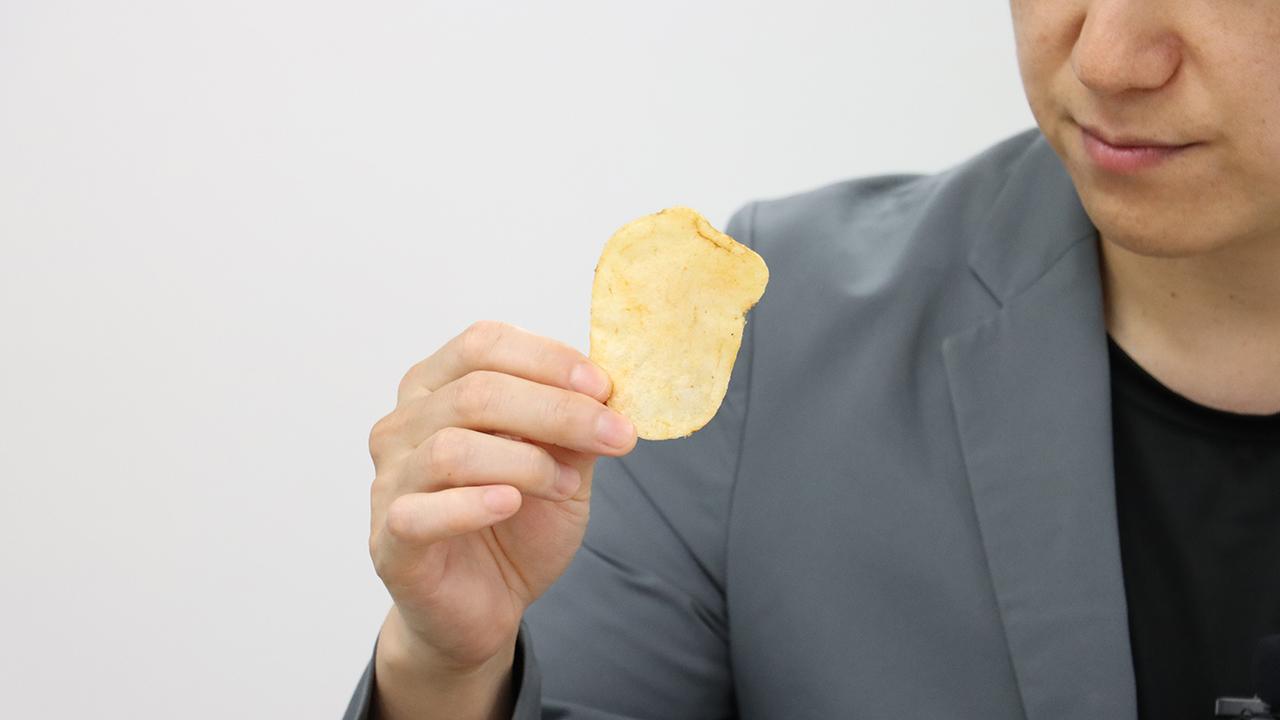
0;2;1034;717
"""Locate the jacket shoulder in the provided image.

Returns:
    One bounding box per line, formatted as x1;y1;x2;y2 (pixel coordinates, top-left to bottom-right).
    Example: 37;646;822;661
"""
738;128;1041;291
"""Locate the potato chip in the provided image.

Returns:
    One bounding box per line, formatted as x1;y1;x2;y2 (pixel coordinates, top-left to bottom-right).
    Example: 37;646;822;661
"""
589;206;769;440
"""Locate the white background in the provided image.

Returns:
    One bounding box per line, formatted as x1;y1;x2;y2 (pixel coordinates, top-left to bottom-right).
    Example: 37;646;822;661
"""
0;2;1033;717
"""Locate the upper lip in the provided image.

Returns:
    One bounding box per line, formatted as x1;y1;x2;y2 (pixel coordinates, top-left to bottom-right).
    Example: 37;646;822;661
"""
1081;123;1194;149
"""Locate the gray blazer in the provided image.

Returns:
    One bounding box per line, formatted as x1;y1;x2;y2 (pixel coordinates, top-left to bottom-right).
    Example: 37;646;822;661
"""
345;127;1140;719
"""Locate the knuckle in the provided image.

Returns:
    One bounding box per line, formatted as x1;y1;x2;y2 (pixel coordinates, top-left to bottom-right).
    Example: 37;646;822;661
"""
368;527;384;569
368;487;379;552
424;427;470;479
371;544;388;579
526;335;559;370
396;362;422;400
451;371;503;422
459;320;507;367
546;388;580;428
370;470;400;514
524;443;555;481
368;413;400;459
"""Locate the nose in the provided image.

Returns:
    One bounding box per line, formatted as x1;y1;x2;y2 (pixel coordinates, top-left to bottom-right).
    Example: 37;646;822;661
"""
1071;0;1182;95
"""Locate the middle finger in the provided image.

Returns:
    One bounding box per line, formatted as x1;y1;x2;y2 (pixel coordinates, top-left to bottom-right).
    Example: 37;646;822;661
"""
405;370;636;456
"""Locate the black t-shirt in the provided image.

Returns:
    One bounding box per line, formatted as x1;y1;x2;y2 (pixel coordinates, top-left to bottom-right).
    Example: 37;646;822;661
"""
1108;336;1280;718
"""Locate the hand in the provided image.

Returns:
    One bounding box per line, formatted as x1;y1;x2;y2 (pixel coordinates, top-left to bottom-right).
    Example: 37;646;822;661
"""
367;320;637;674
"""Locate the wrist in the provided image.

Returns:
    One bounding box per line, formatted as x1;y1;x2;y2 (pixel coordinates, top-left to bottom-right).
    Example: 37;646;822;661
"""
374;607;517;720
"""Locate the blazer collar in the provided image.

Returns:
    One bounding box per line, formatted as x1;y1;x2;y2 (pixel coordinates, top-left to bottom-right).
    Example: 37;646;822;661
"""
943;132;1139;720
970;133;1098;306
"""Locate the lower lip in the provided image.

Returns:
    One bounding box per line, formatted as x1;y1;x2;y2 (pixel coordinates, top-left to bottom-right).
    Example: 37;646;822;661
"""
1082;128;1192;174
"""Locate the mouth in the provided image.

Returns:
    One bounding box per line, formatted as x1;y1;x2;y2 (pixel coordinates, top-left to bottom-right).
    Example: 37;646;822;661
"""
1078;123;1200;174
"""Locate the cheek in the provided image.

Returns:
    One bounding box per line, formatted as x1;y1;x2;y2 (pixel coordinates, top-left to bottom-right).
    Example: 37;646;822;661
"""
1010;2;1078;107
1201;6;1280;141
1009;2;1046;76
1248;56;1280;172
1217;25;1280;193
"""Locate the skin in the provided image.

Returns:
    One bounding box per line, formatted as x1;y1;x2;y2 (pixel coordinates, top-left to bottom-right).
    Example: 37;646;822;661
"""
367;4;1280;717
367;321;637;719
1011;0;1280;413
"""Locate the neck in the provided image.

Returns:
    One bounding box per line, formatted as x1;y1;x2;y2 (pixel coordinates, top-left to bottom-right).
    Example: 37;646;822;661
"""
1100;232;1280;415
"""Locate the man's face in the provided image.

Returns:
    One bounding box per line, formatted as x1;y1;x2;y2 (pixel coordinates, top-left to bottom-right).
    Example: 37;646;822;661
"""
1010;0;1280;257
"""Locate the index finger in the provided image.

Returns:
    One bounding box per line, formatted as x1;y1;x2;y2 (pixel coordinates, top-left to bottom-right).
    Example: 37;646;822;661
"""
400;320;612;404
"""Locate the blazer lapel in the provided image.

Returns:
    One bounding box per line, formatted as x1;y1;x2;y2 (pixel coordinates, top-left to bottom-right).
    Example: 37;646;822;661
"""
941;136;1138;720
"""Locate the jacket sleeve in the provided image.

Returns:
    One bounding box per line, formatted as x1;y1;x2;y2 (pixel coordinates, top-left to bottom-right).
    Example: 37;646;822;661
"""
340;619;543;720
343;203;759;719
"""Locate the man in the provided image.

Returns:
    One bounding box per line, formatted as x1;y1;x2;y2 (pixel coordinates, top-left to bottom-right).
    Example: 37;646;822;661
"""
347;1;1280;718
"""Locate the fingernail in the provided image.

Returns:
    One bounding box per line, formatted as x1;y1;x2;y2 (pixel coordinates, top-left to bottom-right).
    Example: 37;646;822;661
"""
594;411;634;449
569;363;609;397
554;463;582;498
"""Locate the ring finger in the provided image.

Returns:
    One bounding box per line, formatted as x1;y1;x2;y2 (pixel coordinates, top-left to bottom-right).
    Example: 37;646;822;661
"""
405;427;584;502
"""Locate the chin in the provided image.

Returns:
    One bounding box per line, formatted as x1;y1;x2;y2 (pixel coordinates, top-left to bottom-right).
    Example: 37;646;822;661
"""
1042;115;1280;260
1084;201;1236;259
1064;165;1236;259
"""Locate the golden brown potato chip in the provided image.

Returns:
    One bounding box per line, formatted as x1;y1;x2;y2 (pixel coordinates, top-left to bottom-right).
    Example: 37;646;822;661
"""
589;206;769;440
